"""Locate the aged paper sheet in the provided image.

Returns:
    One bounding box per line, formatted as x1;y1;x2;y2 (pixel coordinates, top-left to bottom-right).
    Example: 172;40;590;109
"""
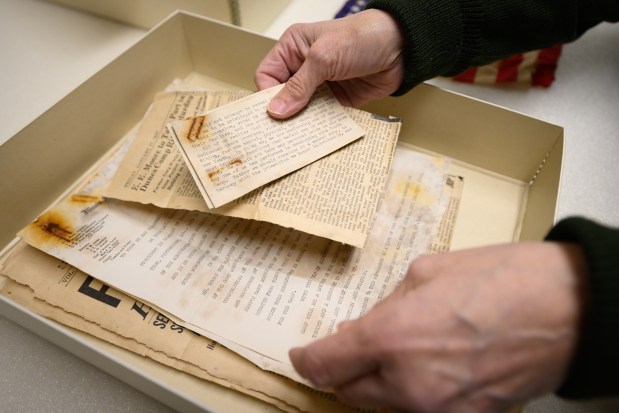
104;89;399;248
17;143;450;381
429;175;464;253
0;169;463;412
0;243;363;413
104;89;250;202
168;84;365;209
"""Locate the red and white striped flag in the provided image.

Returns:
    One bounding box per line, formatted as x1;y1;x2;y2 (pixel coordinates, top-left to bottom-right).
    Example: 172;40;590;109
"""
451;45;562;87
336;2;563;88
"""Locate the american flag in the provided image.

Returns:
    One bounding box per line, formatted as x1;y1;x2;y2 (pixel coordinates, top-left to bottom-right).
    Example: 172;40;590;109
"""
451;45;562;87
336;0;562;87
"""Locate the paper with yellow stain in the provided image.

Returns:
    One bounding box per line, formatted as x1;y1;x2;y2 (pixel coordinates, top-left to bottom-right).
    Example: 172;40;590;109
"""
168;84;364;209
17;143;451;383
102;89;249;207
1;171;462;413
104;87;400;248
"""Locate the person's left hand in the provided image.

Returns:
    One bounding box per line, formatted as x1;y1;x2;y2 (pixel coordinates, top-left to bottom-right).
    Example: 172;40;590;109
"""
290;242;587;413
254;9;405;119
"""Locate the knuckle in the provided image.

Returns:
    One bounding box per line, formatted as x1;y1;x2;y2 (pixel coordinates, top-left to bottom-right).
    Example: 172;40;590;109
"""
286;22;305;34
284;75;310;99
307;44;336;67
306;37;351;78
280;23;304;42
407;254;435;280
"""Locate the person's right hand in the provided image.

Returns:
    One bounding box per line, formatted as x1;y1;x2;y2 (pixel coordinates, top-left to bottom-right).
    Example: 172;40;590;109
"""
254;9;405;119
290;242;587;413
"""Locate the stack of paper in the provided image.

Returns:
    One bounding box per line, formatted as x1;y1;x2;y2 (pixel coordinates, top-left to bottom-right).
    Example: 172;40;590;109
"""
1;81;462;411
104;84;401;248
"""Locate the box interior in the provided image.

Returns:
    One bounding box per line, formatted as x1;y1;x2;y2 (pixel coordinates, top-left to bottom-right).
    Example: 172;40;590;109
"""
0;11;563;252
0;11;562;412
41;0;292;32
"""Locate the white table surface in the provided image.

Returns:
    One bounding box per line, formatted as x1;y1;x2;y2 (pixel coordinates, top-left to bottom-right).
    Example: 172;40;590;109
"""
1;0;618;412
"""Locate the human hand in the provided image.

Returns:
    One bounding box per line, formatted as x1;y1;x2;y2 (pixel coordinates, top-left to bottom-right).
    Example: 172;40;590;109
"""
254;9;405;119
290;242;587;413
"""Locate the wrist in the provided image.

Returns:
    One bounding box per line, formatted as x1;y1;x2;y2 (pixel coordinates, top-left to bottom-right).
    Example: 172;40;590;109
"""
546;217;619;398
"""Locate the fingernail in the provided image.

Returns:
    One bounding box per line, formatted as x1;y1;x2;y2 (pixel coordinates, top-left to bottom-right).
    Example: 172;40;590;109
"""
289;347;329;387
304;359;330;387
268;97;287;115
308;368;330;388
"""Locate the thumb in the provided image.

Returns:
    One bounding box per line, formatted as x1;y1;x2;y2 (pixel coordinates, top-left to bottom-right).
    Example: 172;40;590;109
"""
267;59;326;119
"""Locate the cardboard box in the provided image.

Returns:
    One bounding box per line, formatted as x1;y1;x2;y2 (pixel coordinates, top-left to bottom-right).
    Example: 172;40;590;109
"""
0;11;561;412
41;0;291;33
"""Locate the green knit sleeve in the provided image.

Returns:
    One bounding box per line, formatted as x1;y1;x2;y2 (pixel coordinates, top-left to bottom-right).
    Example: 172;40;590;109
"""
365;0;481;95
546;217;619;398
365;0;618;95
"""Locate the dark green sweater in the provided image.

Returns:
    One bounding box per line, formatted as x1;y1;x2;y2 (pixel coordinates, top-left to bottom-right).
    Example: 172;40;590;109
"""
367;0;619;94
366;0;619;400
547;218;619;398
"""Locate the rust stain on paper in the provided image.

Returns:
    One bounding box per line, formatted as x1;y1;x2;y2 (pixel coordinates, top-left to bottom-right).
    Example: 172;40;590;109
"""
185;115;207;142
207;167;224;183
207;159;243;184
28;209;77;246
69;194;103;204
